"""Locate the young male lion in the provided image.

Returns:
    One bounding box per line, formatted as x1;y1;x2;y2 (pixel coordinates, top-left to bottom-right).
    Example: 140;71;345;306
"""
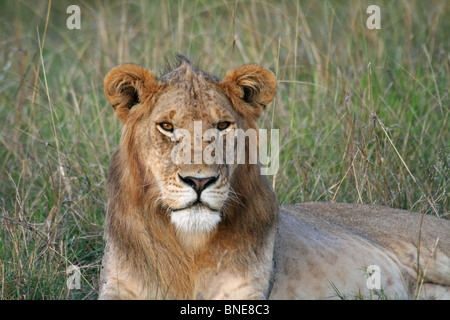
99;56;449;300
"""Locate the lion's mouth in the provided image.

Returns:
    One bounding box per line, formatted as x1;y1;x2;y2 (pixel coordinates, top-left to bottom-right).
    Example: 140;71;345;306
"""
170;203;221;234
171;200;217;213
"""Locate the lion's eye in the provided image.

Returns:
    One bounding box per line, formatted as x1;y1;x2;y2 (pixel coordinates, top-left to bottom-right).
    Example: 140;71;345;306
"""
159;122;174;132
217;121;231;131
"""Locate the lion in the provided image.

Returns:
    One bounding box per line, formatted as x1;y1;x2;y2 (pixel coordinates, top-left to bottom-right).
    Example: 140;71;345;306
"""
99;56;450;300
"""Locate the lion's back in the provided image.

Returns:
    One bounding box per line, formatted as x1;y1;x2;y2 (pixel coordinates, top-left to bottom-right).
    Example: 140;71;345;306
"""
269;202;450;299
280;202;449;250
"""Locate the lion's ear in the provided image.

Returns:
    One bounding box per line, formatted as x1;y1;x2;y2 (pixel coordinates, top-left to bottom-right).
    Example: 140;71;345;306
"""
221;64;277;119
104;64;159;123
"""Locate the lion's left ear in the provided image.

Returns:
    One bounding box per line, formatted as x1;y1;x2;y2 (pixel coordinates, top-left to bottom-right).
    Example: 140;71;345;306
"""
221;64;277;119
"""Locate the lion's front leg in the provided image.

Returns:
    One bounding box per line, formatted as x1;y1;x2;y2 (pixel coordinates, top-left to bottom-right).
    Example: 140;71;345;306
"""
98;274;144;300
98;244;149;300
196;270;272;299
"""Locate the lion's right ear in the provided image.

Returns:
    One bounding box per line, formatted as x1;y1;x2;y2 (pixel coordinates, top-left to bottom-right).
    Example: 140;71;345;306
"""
104;64;159;123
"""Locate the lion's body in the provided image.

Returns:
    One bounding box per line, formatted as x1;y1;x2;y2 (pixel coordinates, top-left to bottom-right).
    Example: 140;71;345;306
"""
273;203;450;299
99;56;449;300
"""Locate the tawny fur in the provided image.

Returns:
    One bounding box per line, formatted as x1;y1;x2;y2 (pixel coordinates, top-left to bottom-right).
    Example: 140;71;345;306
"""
99;56;449;300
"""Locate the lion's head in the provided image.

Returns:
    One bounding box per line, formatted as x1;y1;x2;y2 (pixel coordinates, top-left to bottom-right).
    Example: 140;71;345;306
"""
104;56;277;252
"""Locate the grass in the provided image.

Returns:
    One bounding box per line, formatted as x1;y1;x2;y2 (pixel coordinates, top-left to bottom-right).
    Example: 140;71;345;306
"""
0;0;448;299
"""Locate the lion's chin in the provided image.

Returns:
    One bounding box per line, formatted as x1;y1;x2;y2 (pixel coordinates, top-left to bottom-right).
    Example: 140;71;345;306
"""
170;205;221;251
170;204;221;235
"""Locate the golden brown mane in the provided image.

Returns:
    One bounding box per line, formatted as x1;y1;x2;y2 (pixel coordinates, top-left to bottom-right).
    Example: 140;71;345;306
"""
106;141;278;298
103;58;278;298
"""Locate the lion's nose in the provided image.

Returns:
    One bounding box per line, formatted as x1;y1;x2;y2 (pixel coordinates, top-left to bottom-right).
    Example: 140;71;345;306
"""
178;174;218;195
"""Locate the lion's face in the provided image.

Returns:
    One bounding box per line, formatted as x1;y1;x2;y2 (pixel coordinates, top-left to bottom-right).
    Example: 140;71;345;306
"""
145;83;239;235
104;57;276;239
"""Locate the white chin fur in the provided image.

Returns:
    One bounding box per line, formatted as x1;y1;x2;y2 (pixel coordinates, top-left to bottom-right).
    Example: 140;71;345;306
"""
170;206;221;234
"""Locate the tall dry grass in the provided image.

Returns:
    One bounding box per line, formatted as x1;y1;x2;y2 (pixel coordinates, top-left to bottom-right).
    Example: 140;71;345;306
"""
0;0;448;299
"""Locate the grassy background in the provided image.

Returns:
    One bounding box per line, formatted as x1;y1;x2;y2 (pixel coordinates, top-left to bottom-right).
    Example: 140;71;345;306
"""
0;0;448;299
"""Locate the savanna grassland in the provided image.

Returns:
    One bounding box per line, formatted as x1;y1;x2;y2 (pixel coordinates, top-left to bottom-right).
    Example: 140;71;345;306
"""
0;0;448;299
